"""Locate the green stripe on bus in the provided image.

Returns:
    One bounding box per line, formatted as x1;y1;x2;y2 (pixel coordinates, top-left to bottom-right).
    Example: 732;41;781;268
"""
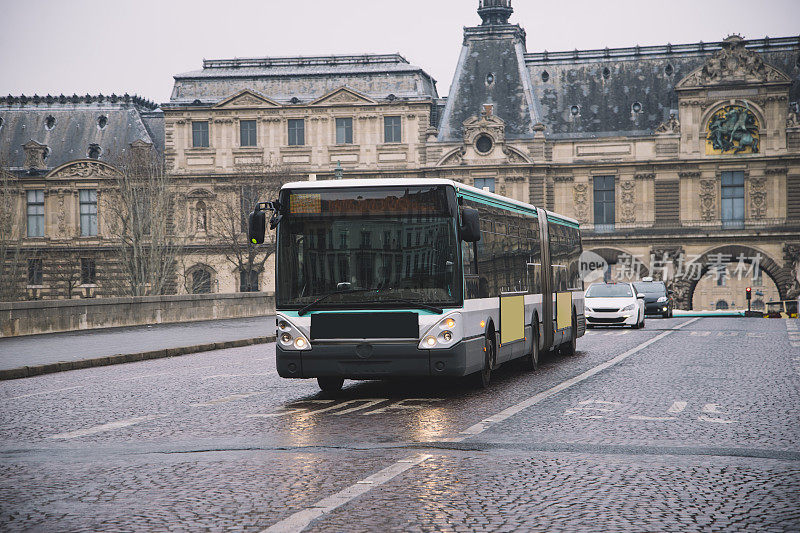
546;214;580;229
456;189;538;217
280;309;457;317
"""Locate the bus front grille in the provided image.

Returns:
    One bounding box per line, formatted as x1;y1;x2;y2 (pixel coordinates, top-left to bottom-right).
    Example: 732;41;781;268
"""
311;312;419;340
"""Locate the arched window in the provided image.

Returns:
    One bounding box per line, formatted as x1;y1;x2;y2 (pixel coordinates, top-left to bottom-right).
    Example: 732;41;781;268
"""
196;200;207;232
191;269;211;294
715;300;729;310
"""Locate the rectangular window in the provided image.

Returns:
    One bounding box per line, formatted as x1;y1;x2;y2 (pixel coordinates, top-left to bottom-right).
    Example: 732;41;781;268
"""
288;119;305;146
384;116;401;143
593;176;615;231
26;190;44;237
240;120;257;147
240;270;259;292
80;258;96;285
721;171;745;227
28;258;42;285
79;189;98;237
474;178;495;193
336;117;353;144
192;121;209;148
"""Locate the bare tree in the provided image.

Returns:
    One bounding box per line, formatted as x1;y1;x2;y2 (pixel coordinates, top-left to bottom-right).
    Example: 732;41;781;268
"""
210;161;290;292
50;249;83;299
0;164;25;301
104;148;183;296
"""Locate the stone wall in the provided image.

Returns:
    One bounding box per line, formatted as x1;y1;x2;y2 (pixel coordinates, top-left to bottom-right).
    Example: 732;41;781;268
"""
0;292;275;338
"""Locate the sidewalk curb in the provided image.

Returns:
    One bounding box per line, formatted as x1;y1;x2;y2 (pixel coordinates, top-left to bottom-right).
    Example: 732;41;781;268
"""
0;335;276;381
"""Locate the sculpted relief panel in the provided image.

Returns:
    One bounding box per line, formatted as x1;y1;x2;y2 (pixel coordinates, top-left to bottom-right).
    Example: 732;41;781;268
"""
706;104;759;155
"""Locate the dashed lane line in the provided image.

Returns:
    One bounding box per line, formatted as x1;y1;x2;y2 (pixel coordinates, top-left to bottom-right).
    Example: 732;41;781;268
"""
260;317;700;532
49;415;162;439
191;391;269;407
3;385;85;401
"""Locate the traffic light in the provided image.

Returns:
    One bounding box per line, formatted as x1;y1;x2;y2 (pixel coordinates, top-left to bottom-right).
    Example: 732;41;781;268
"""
745;287;752;301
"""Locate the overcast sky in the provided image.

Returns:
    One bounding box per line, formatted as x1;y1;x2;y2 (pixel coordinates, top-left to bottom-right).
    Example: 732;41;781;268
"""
1;0;796;104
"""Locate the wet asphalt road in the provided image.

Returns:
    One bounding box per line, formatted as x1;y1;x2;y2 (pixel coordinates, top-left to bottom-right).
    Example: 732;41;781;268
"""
0;317;798;531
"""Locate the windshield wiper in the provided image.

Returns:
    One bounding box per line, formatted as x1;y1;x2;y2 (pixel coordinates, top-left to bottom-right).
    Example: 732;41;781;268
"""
297;288;444;316
297;288;373;316
375;297;443;314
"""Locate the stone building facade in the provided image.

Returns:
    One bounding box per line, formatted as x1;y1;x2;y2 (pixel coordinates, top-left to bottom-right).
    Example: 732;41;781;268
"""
2;0;799;308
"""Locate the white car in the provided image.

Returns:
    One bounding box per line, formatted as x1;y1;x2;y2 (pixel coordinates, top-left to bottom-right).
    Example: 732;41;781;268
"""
584;282;646;328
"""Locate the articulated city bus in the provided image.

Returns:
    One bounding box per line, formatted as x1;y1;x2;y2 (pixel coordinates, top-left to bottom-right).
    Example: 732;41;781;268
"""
249;178;585;392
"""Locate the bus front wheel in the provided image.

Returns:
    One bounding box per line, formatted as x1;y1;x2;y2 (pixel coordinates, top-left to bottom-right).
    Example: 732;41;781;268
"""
473;333;495;388
318;377;344;393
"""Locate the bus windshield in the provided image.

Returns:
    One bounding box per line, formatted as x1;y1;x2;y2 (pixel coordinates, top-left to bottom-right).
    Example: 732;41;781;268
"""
276;185;461;309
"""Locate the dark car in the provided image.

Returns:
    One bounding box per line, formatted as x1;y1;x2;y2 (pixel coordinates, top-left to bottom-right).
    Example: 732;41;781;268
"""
633;279;674;318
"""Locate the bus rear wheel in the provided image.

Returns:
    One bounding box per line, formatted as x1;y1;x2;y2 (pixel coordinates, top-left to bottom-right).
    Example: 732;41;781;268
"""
317;377;344;393
560;314;577;356
522;322;539;371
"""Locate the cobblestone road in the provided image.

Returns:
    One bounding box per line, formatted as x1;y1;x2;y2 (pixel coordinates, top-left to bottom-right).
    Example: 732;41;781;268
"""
1;317;798;531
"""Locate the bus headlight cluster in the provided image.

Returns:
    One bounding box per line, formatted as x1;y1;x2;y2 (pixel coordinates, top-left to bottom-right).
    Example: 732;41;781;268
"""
418;313;462;350
276;314;311;351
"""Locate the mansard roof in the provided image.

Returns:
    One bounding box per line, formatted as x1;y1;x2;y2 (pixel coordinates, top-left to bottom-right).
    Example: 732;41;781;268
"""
0;95;163;171
524;36;800;139
169;53;439;105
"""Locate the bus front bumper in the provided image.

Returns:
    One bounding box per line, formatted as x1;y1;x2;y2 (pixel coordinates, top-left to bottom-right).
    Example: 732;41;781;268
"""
276;338;483;379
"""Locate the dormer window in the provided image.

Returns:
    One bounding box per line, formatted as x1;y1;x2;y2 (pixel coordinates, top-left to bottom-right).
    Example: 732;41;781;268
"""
45;115;56;130
88;144;101;159
97;115;108;129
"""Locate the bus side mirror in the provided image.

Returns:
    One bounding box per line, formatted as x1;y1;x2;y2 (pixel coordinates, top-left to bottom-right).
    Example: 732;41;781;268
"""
460;208;481;243
248;209;266;244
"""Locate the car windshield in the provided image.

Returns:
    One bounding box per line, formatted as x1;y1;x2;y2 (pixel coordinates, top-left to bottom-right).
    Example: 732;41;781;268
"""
276;185;462;309
585;284;633;298
633;281;666;295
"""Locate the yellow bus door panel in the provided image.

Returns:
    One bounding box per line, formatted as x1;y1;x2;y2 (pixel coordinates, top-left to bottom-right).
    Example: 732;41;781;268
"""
500;294;525;345
556;291;572;330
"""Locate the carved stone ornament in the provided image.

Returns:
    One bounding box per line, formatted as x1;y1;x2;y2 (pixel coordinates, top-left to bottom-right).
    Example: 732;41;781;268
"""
787;106;800;129
749;176;767;219
23;140;48;170
572;183;589;223
502;146;530;164
462;108;505;145
229;94;264;106
438;147;466;166
699;178;717;221
784;243;800;299
677;35;792;88
706;103;759;155
48;160;120;178
654;113;680;134
619;180;636;223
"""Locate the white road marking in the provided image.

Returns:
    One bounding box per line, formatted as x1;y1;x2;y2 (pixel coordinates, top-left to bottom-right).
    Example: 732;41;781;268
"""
4;385;84;400
333;399;388;415
49;415;161;439
452;318;701;440
689;331;711;336
109;372;175;382
259;453;432;533
716;331;738;337
603;330;630;336
667;401;688;413
699;403;736;424
746;333;765;338
363;398;443;415
191;391;268;407
628;415;676;421
248;400;335;418
200;373;272;380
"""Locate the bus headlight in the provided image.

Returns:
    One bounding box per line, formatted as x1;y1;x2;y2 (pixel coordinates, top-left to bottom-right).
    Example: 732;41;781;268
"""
276;314;312;351
419;313;463;350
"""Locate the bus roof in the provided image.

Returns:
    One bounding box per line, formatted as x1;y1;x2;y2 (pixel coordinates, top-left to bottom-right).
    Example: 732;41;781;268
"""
281;178;579;226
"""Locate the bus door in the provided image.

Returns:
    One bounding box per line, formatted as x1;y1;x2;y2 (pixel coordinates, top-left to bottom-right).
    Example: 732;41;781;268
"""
537;208;554;350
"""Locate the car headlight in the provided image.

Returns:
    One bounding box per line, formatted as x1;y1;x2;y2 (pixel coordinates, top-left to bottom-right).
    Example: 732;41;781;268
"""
419;313;463;350
657;296;667;303
585;307;593;313
621;304;635;312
